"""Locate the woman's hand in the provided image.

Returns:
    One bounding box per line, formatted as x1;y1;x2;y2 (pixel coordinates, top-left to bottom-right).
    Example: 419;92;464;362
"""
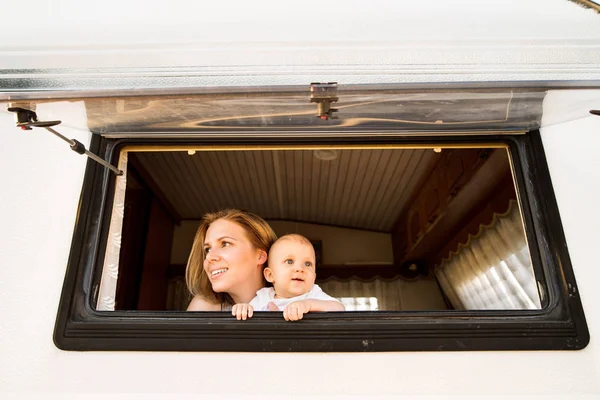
283;300;312;321
232;303;254;320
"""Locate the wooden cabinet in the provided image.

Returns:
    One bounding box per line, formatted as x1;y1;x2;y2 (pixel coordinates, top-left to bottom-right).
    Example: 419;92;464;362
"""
392;148;503;271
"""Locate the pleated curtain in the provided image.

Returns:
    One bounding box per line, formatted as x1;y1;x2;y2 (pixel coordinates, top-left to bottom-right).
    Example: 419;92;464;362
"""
435;200;541;310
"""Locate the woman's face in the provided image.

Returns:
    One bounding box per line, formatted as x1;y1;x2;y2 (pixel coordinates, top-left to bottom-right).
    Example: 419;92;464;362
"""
202;218;264;298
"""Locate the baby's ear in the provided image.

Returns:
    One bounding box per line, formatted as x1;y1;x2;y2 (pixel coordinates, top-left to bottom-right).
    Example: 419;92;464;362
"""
264;267;274;283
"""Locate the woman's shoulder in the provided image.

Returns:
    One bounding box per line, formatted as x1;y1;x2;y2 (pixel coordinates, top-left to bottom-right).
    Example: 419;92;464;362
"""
186;295;221;311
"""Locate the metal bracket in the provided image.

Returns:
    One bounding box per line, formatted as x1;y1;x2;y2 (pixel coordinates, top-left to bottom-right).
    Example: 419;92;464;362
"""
590;110;600;116
8;106;61;130
310;82;339;120
7;106;123;176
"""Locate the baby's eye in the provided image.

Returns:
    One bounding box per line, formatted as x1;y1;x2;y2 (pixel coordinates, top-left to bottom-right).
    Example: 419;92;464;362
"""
284;259;294;265
305;261;313;267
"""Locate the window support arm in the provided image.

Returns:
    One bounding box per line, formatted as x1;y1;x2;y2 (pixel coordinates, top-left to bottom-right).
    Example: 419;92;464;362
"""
7;107;123;176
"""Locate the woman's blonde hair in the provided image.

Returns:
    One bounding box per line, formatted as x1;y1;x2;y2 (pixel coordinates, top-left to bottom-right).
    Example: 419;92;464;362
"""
185;209;277;305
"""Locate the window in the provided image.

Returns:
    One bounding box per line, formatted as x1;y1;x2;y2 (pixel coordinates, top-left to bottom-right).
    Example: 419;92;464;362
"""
53;87;588;351
98;145;529;313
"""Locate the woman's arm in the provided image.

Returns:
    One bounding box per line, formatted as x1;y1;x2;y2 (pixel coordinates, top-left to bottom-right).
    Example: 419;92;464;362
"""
187;295;221;311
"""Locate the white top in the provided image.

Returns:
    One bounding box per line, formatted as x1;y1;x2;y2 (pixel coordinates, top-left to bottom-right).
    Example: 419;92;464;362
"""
249;284;340;311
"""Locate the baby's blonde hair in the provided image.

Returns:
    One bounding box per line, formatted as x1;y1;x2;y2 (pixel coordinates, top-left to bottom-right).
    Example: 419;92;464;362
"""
268;234;314;263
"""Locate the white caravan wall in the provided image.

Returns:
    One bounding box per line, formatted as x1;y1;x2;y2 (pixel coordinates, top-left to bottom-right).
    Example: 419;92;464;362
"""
1;0;600;397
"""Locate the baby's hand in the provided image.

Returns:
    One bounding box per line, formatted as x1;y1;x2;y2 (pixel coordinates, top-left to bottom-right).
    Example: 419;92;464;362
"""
232;303;254;320
283;300;312;321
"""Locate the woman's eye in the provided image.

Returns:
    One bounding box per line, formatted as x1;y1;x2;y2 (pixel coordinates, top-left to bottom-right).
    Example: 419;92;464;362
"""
285;259;294;265
221;241;231;247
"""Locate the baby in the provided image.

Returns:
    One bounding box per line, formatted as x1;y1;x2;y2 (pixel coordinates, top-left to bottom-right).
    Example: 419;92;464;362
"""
232;234;345;321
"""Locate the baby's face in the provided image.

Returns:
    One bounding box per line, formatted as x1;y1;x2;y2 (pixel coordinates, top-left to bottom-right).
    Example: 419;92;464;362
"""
265;240;316;299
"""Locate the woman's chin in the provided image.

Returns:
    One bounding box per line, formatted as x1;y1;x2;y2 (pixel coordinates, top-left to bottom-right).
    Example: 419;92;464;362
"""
210;279;232;294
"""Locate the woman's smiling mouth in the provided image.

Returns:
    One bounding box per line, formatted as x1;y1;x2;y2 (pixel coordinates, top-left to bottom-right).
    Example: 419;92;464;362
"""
211;268;228;277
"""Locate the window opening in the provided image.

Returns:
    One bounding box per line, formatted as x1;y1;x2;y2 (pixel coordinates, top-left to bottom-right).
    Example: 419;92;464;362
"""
97;144;539;312
52;131;589;352
43;86;586;351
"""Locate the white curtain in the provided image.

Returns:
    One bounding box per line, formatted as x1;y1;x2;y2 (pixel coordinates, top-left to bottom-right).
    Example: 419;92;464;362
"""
96;151;128;311
319;277;405;311
435;200;541;310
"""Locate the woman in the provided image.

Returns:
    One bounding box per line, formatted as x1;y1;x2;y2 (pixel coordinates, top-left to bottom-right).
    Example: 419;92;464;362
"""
186;209;277;311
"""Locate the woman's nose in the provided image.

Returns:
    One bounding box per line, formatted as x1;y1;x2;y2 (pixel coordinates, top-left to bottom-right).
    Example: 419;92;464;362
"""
207;250;221;262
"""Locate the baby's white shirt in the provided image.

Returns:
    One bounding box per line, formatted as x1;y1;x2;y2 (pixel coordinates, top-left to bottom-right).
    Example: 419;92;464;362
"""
249;284;340;311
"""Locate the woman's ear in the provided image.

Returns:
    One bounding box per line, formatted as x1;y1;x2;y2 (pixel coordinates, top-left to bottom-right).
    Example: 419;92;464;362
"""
264;267;274;283
257;249;268;265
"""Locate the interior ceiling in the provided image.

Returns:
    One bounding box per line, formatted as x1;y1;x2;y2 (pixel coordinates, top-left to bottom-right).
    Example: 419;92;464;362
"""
133;148;439;232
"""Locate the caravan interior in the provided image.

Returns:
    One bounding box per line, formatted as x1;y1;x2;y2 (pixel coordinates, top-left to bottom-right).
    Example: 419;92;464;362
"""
115;144;529;313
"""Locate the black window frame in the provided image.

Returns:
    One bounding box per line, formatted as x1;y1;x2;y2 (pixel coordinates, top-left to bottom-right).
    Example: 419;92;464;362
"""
53;130;589;352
